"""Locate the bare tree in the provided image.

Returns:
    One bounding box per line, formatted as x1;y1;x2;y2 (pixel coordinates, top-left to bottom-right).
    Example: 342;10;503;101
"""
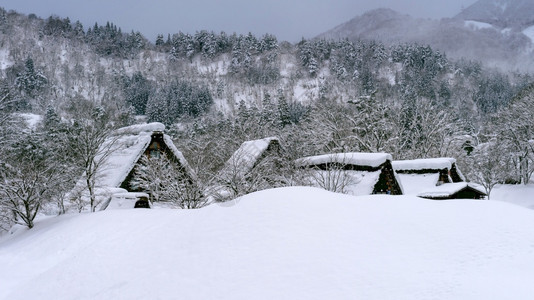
492;84;534;184
466;140;509;199
297;155;358;195
68;107;120;212
134;155;207;209
213;147;292;202
304;167;356;194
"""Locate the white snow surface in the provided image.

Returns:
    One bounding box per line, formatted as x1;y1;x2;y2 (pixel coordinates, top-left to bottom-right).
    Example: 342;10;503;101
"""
492;184;534;209
296;152;392;168
392;157;455;171
1;187;534;299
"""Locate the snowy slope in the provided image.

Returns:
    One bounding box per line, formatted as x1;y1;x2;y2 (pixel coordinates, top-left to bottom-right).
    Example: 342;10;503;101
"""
492;184;534;209
523;25;534;43
1;187;534;299
465;20;495;30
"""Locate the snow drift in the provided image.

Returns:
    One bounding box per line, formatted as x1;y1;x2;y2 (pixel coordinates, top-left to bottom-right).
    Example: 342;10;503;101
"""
1;187;534;299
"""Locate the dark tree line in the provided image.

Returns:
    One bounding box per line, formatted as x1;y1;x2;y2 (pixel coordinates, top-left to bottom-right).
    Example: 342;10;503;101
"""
146;80;213;125
41;16;147;57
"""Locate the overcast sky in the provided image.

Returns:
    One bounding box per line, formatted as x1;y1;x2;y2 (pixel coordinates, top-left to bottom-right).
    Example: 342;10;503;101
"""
1;0;477;42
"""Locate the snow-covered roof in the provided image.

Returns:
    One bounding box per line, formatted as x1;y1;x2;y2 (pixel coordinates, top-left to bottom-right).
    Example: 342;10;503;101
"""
417;183;486;199
393;158;456;171
397;173;441;196
105;192;150;210
114;122;165;136
219;137;280;178
296;152;392;168
73;122;194;194
298;152;403;196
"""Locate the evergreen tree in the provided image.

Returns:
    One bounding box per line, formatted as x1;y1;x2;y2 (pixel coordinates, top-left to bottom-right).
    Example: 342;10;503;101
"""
277;89;291;128
155;34;165;46
123;72;152;115
15;57;48;98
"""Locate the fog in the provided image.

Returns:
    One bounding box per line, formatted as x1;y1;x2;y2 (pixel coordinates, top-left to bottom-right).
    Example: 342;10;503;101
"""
1;0;476;42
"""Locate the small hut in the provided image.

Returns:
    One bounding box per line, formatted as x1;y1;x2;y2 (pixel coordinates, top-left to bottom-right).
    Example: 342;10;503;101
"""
70;122;195;209
392;158;466;195
295;153;403;196
392;157;487;200
417;183;486;200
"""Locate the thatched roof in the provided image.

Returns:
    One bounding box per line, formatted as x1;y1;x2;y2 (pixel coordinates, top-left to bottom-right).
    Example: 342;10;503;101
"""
71;122;194;198
219;137;280;179
417;183;486;200
392;158;458;172
296;153;393;169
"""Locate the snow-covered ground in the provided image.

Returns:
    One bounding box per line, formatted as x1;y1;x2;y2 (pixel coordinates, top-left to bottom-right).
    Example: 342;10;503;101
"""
0;49;12;70
491;183;534;209
1;186;534;299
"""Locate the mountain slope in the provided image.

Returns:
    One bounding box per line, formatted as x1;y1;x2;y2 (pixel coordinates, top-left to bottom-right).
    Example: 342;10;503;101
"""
455;0;534;29
318;8;533;71
1;187;534;299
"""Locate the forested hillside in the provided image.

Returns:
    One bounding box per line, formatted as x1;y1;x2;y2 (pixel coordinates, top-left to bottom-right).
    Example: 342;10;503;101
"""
319;6;534;72
1;7;534;228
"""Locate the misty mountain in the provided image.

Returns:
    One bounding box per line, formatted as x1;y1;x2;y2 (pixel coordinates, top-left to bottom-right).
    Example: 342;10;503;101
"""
455;0;534;29
318;6;534;72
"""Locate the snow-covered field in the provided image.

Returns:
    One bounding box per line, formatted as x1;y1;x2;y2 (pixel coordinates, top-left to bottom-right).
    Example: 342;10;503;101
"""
492;183;534;209
1;186;534;299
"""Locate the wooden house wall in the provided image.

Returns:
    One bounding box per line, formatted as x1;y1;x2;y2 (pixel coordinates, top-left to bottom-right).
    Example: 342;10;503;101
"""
449;164;464;183
373;161;403;195
120;132;191;192
452;188;485;200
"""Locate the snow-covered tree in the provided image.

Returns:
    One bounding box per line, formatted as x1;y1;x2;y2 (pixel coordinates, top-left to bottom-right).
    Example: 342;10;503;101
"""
466;140;510;199
123;72;152;115
68;106;120;212
15;57;47;98
491;83;534;184
0;131;69;228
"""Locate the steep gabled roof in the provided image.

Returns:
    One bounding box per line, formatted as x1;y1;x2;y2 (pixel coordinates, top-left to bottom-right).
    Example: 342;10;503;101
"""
73;122;194;193
97;122;193;188
219;137;280;179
